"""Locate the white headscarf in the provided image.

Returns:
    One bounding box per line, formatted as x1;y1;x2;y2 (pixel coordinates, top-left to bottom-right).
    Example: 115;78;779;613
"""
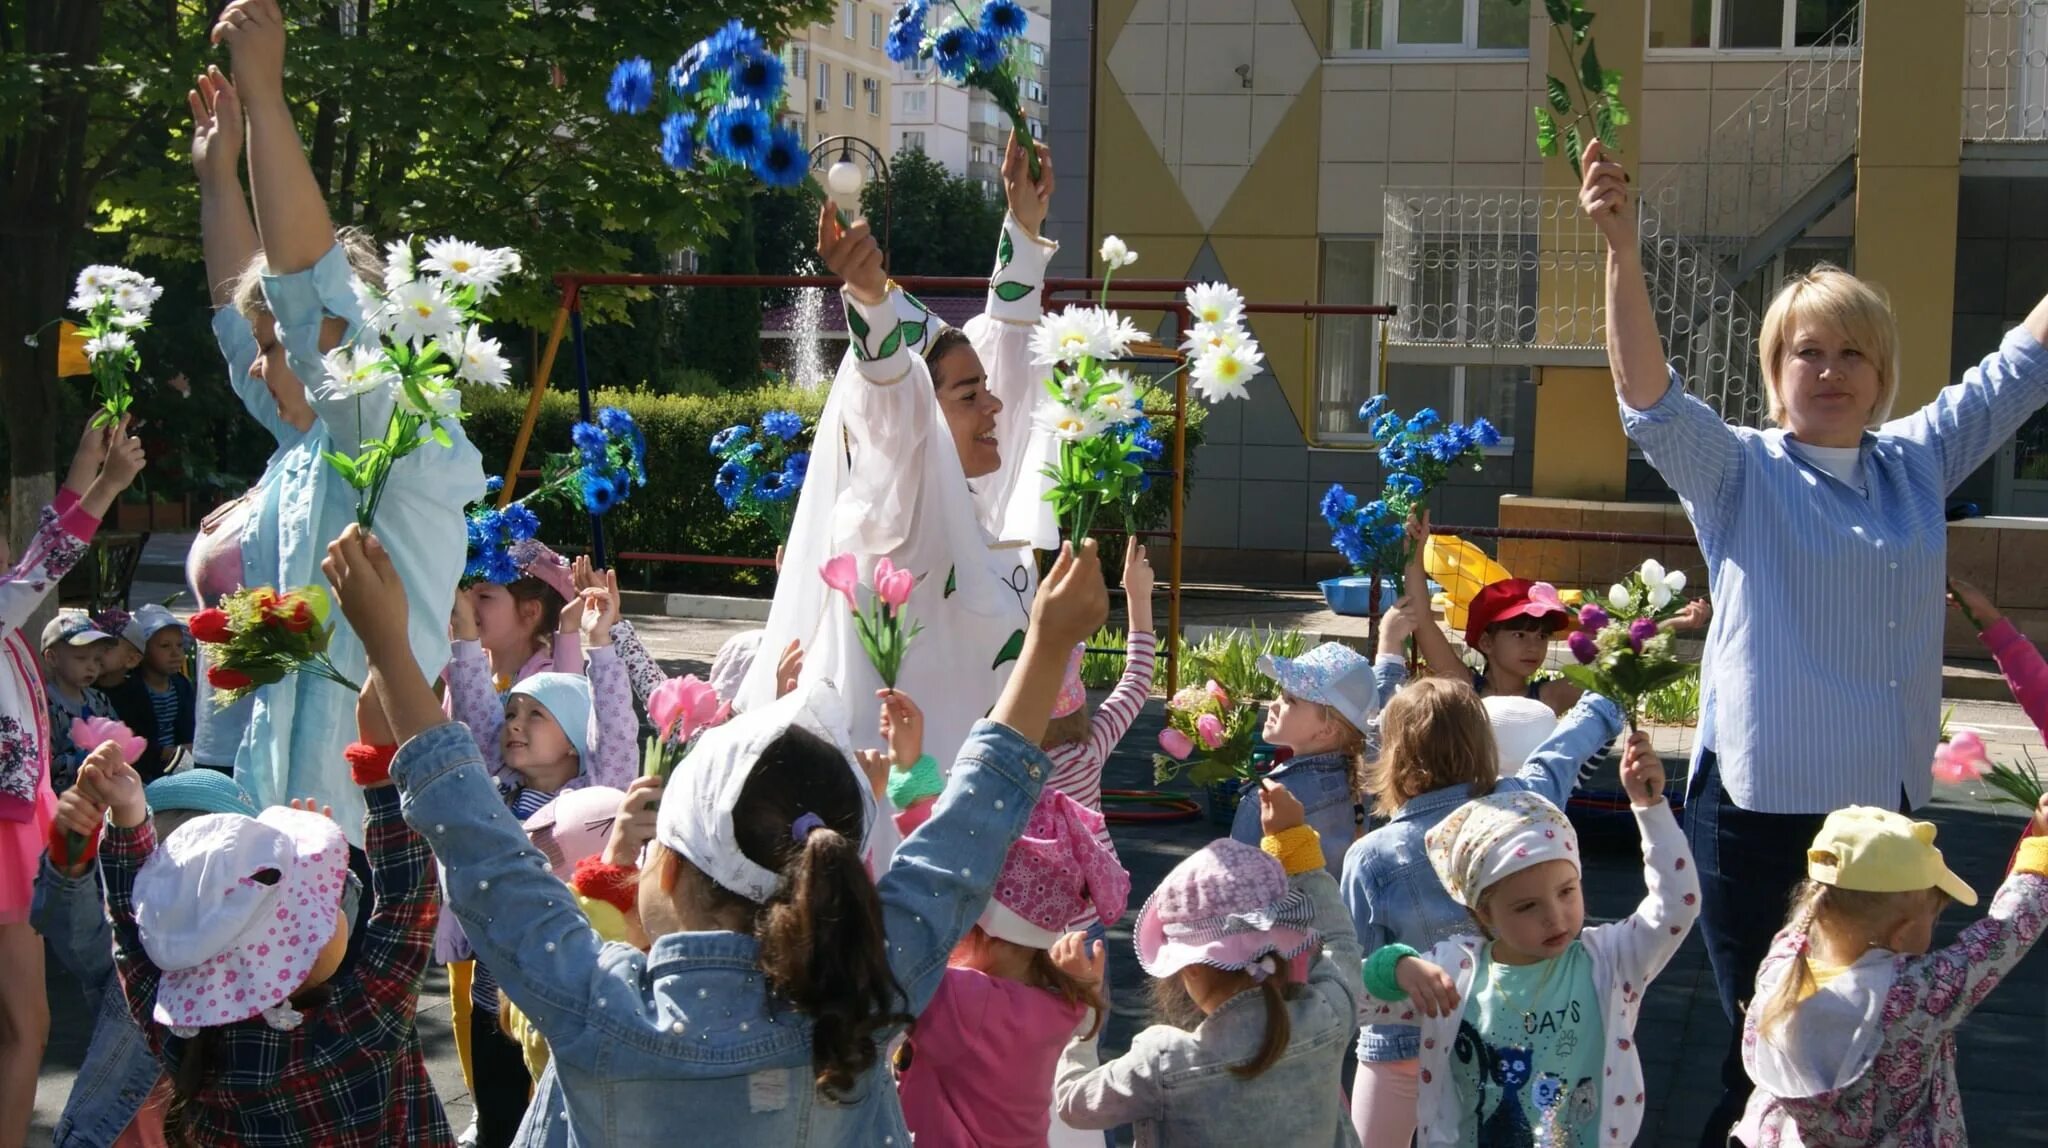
653;680;876;903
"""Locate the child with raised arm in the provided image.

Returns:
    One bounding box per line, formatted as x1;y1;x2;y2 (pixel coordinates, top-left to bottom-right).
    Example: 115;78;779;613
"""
1358;742;1697;1146
324;524;1109;1146
0;415;143;1147
1738;799;2048;1146
75;679;449;1147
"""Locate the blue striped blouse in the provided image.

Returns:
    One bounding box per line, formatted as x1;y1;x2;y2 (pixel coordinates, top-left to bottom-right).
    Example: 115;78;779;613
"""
1621;327;2048;813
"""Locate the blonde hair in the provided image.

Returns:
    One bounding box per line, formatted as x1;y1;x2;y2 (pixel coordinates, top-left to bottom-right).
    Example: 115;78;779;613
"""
1758;264;1901;429
230;228;385;323
1280;693;1370;809
1751;875;1950;1040
1365;678;1498;819
1042;710;1092;750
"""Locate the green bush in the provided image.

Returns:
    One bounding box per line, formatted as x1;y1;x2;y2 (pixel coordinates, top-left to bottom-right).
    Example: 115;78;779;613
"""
461;371;1213;596
462;383;824;594
1183;625;1312;704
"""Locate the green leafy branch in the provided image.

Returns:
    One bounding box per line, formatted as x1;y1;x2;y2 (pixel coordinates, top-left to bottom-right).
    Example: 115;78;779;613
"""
1517;0;1631;176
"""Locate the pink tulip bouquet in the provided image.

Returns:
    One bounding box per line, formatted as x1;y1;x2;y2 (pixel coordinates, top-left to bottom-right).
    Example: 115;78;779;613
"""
822;552;924;689
642;674;730;781
1151;679;1261;788
1931;727;2044;813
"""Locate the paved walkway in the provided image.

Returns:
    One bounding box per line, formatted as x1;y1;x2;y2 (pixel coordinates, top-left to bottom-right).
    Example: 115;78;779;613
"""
35;580;2048;1144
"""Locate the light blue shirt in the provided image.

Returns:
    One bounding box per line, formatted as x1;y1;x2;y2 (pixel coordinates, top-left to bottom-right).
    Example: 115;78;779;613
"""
1621;327;2048;813
219;244;485;841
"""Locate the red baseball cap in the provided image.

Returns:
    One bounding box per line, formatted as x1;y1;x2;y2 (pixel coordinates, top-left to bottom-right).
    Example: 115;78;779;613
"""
1463;578;1572;649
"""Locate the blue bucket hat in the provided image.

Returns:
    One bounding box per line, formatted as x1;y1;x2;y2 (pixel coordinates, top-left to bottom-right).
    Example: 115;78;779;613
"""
1257;641;1380;733
144;769;260;818
509;673;594;770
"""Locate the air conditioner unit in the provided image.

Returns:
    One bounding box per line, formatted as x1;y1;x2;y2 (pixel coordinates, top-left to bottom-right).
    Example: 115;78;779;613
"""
814;97;828;110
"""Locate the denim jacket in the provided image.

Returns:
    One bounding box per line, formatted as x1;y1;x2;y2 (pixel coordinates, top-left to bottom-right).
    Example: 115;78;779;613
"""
1229;657;1408;880
1338;692;1621;1060
391;717;1051;1148
29;854;162;1148
1053;865;1365;1146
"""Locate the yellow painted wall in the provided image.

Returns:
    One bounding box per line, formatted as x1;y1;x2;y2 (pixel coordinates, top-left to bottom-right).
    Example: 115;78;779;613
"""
1855;2;1964;412
1532;367;1631;498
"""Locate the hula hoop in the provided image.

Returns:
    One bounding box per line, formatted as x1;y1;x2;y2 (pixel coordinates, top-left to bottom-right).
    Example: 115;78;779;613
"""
1101;789;1202;824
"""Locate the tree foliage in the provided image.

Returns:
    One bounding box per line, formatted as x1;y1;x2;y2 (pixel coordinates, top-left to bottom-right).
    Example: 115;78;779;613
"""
859;147;1004;279
0;0;830;484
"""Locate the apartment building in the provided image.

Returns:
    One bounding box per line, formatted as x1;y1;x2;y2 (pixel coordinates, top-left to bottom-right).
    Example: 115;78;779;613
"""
781;0;896;160
1046;0;2048;580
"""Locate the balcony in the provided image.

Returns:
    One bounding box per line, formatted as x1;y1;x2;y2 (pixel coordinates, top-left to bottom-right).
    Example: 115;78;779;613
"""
1964;0;2048;142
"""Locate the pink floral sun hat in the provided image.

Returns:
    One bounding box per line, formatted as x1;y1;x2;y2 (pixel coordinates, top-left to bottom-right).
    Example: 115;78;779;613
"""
508;538;577;600
1051;643;1088;720
980;789;1130;948
132;807;349;1036
1135;839;1318;982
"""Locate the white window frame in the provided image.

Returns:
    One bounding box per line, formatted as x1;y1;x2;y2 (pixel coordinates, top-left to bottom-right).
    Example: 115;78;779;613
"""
871;10;883;48
843;0;857;39
1330;0;1531;60
868;80;880;115
818;61;831;96
845;70;856;107
1314;236;1519;451
902;87;928;114
903;130;925;152
1643;0;1863;57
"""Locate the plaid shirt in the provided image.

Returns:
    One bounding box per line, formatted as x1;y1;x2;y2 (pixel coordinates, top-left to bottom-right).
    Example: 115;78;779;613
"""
102;784;453;1147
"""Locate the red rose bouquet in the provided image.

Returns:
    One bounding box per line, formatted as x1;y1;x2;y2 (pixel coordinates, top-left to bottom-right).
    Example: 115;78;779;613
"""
190;585;359;706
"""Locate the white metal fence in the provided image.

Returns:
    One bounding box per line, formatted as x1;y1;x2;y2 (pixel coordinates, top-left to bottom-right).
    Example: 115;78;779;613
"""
1965;0;2048;141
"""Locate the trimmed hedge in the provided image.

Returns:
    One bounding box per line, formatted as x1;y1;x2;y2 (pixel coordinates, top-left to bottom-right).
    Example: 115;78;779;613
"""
460;380;1210;595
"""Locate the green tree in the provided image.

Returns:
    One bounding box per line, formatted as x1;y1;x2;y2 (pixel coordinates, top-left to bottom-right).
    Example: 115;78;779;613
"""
860;147;1004;278
680;192;763;390
0;0;829;538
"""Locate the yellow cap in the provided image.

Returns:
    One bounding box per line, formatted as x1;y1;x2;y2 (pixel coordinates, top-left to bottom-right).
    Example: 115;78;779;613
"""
1807;806;1977;907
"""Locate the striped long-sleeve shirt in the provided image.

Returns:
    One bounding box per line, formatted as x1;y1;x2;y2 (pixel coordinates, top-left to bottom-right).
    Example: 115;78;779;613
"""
1621;326;2048;813
1045;630;1157;855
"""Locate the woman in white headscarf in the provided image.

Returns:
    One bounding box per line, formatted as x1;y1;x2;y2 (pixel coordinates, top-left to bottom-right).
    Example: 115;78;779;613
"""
737;133;1058;796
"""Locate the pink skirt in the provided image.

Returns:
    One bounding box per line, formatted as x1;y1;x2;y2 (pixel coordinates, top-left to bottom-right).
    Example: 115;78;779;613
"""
0;768;56;925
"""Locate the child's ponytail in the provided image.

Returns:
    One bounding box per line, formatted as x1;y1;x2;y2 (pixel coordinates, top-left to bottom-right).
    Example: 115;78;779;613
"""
1753;879;1827;1042
758;822;909;1098
164;1027;224;1147
731;725;911;1100
1233;954;1295;1079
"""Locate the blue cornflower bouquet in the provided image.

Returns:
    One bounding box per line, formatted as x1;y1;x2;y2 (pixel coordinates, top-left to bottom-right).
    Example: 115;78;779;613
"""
710;408;812;539
608;21;806;187
1321;394;1499;595
884;0;1041;180
464;408;646;584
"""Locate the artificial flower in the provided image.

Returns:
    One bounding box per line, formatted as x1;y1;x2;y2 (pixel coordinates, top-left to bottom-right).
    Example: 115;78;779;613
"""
450;326;512;388
319;344;400;399
874;557;916;609
1098;235;1136;270
1609;583;1631;610
706;98;772;167
659;111;699;170
1030;307;1112;366
1190;341;1263;402
821;553;859;610
83;331;131;359
70;716;146;765
1158;727;1193;759
1185;282;1245;328
1194;712;1225;750
386;279;461;346
1932;731;1991;785
607;57;656;114
756;124;808;187
981;0;1028;39
422;239;514;294
1179;320;1243;359
383;239;417;291
1034;404;1104;443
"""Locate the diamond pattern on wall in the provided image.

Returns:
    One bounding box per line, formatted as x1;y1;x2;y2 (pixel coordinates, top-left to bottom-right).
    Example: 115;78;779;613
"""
1105;0;1321;230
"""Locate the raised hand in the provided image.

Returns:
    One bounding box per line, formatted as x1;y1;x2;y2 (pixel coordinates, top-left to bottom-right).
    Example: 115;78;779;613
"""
1377;593;1422;654
189;66;244;185
1121;542;1153;603
1577;137;1634;246
1001;131;1053;238
1948;578;2002;630
1258;779;1305;837
816;199;887;307
450;587;479;642
578;579;621;648
287;797;336;821
210;0;286;106
75;742;146;829
52;785;110;875
1032;540;1111;651
1049;931;1106;987
1394;955;1462;1017
604;776;663;867
557;589;589;638
322;525;411;662
1619;730;1666;808
64;417;113;495
776;639;804;698
878;688;925;766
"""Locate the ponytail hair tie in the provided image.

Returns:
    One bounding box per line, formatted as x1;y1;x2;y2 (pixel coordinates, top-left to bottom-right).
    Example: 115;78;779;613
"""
791;812;827;842
1246;953;1279;983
